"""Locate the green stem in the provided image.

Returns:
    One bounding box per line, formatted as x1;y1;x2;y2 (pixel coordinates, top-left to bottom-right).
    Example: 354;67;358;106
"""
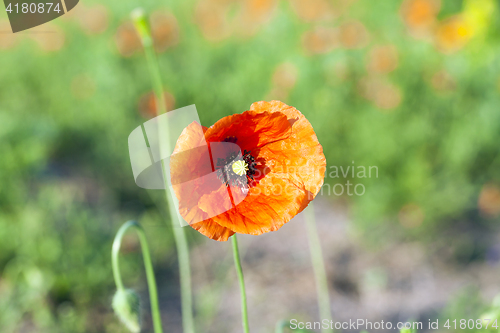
132;9;195;333
275;320;287;333
231;235;250;333
304;203;333;333
169;193;195;333
112;220;163;333
275;320;313;333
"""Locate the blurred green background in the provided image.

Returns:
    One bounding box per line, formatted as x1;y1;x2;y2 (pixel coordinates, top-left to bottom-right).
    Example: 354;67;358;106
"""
1;0;500;332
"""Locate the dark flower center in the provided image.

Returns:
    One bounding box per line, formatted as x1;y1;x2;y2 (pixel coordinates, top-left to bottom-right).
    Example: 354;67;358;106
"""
215;136;257;189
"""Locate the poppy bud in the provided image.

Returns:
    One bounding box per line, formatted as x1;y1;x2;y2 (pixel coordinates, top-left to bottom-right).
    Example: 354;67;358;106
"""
131;8;153;48
112;288;141;333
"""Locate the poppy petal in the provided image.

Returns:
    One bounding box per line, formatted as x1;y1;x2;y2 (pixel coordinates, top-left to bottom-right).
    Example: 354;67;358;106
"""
210;172;311;235
190;219;235;241
205;110;292;152
170;122;236;240
249;100;326;195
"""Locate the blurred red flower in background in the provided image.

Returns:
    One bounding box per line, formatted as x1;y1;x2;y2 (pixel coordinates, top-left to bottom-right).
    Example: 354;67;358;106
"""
195;0;277;41
435;15;471;53
400;0;441;38
138;91;176;119
366;44;399;75
114;11;179;57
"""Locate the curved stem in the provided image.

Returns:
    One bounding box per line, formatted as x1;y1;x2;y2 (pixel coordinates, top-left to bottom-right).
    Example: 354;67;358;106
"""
112;220;163;333
112;224;126;292
231;235;250;333
132;9;195;333
304;203;333;333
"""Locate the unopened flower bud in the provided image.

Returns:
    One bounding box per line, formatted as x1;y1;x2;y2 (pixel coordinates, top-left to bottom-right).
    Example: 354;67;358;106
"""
112;288;141;333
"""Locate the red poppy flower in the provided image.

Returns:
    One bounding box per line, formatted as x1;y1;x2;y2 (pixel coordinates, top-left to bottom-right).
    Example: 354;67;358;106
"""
170;101;326;241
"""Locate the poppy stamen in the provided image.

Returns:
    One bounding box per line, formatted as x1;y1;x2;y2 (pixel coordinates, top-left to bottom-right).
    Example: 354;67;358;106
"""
215;138;258;189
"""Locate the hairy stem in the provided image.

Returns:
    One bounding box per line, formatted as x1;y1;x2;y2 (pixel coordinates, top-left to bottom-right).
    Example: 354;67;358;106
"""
305;203;333;333
132;9;195;333
231;235;250;333
112;220;163;333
